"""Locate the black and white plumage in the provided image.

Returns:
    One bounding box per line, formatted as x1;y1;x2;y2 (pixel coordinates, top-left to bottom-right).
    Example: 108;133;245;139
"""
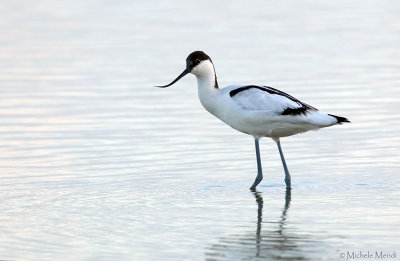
156;51;350;190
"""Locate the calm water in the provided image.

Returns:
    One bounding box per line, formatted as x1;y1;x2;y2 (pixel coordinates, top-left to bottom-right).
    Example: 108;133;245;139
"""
1;1;399;260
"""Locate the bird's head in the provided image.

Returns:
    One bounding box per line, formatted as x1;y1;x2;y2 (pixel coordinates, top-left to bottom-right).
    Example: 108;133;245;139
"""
156;51;214;88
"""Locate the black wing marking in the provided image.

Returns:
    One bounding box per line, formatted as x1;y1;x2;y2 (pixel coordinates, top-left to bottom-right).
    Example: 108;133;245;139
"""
328;114;350;124
230;85;317;116
282;106;310;116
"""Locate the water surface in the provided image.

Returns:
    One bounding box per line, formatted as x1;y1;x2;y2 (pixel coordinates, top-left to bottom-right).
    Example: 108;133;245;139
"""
0;0;399;260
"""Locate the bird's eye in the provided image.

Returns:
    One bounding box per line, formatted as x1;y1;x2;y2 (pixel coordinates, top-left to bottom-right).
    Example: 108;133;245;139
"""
195;59;200;64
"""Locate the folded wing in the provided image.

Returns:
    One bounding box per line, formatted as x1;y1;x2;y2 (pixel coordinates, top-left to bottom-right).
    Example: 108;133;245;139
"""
230;85;317;116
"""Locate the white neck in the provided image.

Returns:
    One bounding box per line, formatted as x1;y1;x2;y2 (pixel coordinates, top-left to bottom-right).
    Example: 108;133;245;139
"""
192;60;219;115
192;60;218;90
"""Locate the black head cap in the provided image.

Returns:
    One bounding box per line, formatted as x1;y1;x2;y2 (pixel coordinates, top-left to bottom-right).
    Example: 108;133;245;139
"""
186;51;211;71
155;50;218;88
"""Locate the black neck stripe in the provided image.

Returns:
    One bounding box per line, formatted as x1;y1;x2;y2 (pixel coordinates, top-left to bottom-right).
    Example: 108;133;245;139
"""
214;71;219;89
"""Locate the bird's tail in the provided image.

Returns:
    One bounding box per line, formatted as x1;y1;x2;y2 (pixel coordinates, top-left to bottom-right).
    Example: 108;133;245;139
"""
328;114;350;124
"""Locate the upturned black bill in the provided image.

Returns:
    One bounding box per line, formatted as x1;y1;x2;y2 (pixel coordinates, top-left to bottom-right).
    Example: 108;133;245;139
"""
155;68;189;88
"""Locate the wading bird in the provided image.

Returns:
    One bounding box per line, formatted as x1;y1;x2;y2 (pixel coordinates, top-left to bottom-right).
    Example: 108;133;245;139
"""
156;51;349;190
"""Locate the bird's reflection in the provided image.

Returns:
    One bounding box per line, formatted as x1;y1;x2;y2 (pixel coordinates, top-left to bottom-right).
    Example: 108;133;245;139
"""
206;188;315;261
253;188;294;259
254;190;264;257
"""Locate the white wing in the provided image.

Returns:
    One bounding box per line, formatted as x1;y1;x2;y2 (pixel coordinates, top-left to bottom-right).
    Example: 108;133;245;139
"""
227;85;341;126
229;85;313;114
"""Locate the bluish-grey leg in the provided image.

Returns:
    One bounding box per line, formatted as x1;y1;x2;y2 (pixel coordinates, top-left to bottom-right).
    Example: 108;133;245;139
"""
275;138;291;189
250;137;263;191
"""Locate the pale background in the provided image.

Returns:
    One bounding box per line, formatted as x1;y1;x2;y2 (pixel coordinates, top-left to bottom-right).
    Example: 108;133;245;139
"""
0;1;399;260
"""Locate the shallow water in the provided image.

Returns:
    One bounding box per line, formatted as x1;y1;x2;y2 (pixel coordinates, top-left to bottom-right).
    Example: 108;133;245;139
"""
0;0;400;260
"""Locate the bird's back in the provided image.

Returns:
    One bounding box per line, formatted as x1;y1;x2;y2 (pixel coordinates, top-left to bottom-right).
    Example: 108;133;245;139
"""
215;84;347;137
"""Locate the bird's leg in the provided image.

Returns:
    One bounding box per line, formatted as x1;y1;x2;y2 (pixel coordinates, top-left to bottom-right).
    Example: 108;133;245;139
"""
275;138;291;189
250;136;263;191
